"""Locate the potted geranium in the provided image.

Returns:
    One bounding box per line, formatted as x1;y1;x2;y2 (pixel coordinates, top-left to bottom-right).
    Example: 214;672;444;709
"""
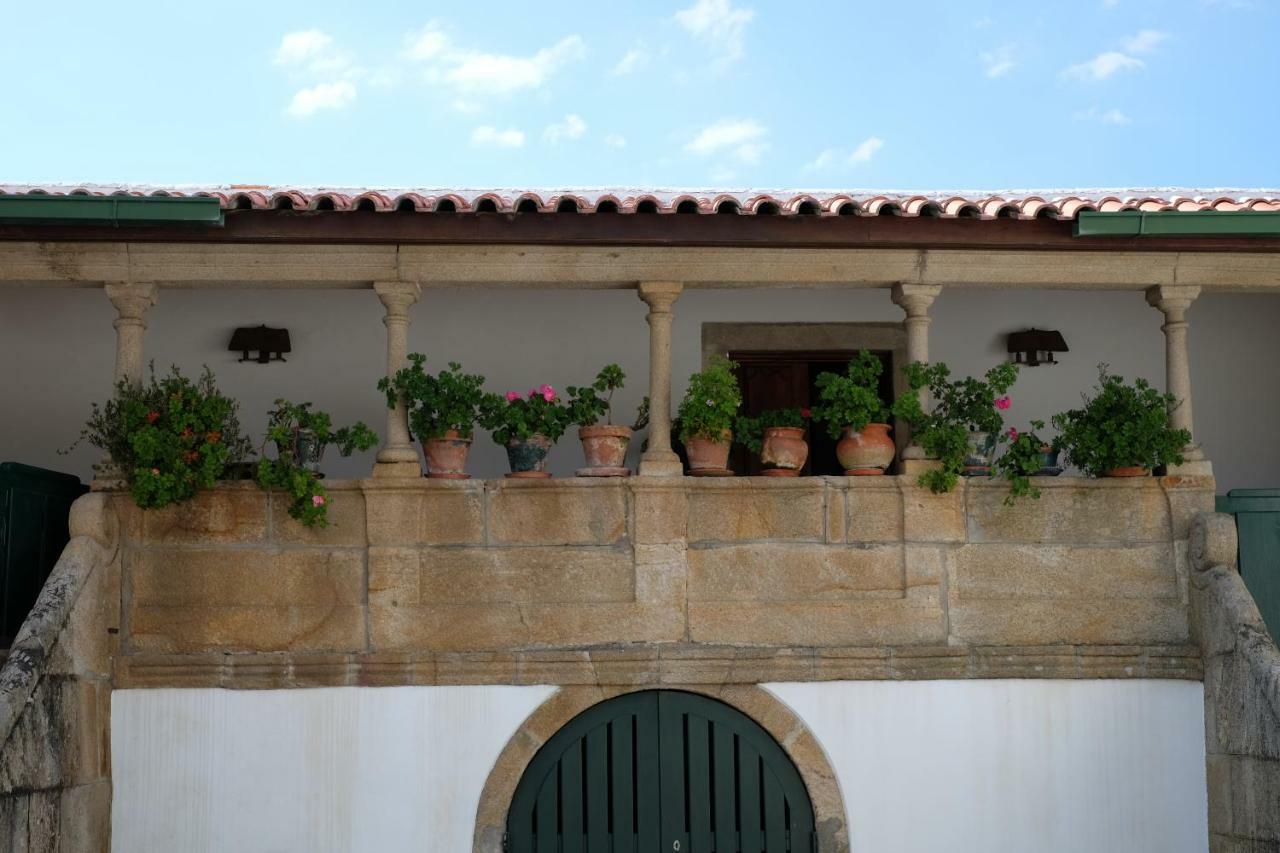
892;361;1020;493
812;350;895;475
566;364;649;476
255;400;378;527
676;357;741;475
69;365;252;508
736;408;809;476
480;385;573;478
1052;365;1191;477
379;354;486;478
992;419;1059;505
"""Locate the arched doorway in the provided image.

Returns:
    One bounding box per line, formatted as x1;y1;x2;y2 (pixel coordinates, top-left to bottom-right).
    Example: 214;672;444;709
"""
506;690;816;853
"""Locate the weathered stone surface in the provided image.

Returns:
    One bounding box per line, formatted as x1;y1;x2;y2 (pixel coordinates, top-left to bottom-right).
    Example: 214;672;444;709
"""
633;544;687;605
843;481;903;542
117;486;268;544
966;480;1173;544
364;482;484;545
1230;756;1280;841
26;790;58;853
901;484;965;542
488;482;626;545
57;781;110;853
632;483;687;544
270;484;367;547
369;546;634;606
972;645;1077;679
686;482;824;542
0;794;30;853
130;604;365;654
953;543;1179;600
690;596;944;646
688;543;904;601
950;598;1188;646
130;548;364;606
1164;480;1218;539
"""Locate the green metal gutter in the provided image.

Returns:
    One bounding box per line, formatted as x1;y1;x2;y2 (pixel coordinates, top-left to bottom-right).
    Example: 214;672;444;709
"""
1075;210;1280;237
0;194;224;227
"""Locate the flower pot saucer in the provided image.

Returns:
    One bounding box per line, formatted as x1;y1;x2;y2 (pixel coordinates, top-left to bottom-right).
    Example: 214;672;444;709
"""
426;472;471;480
760;469;800;477
844;468;886;476
506;471;552;479
688;468;734;477
576;467;631;478
1034;466;1063;477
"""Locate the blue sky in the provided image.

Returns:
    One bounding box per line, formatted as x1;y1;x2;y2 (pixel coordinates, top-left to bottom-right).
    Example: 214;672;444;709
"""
3;1;1277;190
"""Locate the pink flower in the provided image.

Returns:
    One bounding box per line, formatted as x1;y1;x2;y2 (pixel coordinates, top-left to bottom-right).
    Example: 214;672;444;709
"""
312;494;326;507
994;396;1011;410
150;468;160;476
1008;427;1019;441
505;391;520;402
539;384;556;402
800;408;811;419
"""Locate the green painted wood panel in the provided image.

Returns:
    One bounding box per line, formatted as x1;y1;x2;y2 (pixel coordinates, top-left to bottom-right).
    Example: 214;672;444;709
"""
1218;489;1280;641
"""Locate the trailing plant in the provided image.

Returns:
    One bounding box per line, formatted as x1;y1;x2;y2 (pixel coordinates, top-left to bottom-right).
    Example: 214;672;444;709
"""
70;365;251;509
892;361;1020;493
254;400;378;528
479;385;573;445
993;419;1052;505
378;354;486;440
676;357;742;443
735;408;807;455
567;364;630;427
812;350;890;439
1051;365;1191;477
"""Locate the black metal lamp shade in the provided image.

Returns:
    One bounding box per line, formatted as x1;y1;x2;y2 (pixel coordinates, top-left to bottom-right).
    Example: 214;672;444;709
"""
1007;328;1068;366
228;325;291;363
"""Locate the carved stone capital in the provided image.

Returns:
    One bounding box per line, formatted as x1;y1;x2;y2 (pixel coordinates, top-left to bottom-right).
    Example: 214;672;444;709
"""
104;282;158;326
374;281;422;319
638;281;683;312
1145;284;1200;319
890;283;941;317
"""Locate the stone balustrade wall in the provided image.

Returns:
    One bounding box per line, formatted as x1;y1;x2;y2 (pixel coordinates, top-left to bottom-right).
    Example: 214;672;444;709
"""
109;475;1213;689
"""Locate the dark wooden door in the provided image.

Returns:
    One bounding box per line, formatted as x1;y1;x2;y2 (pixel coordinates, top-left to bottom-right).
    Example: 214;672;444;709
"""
507;690;816;852
730;350;895;475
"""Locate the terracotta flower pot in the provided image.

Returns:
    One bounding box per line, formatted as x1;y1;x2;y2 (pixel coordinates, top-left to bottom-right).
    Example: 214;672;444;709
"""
760;427;808;476
422;430;472;479
577;424;633;476
684;431;732;473
505;434;553;478
1104;466;1150;477
836;423;895;475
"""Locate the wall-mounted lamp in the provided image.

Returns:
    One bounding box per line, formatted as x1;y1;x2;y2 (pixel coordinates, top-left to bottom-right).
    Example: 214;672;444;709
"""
1007;328;1068;366
228;325;291;364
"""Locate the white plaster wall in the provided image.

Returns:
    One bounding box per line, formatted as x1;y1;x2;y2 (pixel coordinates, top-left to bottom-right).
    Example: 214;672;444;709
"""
770;679;1208;853
113;681;1207;853
3;286;1277;489
110;685;556;853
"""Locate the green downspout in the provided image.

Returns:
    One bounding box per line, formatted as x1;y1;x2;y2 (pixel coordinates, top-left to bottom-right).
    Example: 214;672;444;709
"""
1075;210;1280;237
0;195;224;227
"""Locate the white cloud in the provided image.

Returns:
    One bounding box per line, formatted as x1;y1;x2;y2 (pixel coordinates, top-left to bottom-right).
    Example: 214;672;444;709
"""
604;133;627;148
274;29;356;78
1123;29;1169;53
1074;106;1131;124
848;136;884;165
684;118;768;164
612;46;648;75
675;0;755;69
1064;50;1145;81
544;114;587;143
803;147;840;172
470;125;525;148
404;28;586;98
285;81;356;118
980;45;1016;78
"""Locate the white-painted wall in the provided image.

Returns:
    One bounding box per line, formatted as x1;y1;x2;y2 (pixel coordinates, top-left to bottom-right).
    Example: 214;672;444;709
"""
4;287;1278;490
112;681;1207;853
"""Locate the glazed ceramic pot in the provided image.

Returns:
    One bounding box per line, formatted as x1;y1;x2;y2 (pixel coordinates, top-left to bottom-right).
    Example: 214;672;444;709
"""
505;434;553;478
274;428;325;474
1104;466;1149;477
962;431;998;476
760;427;808;476
578;425;633;473
1035;446;1063;477
835;423;895;475
684;431;732;473
422;430;472;479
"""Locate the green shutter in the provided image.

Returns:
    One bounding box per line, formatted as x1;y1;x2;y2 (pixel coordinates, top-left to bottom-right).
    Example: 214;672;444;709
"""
1217;488;1280;641
507;690;816;852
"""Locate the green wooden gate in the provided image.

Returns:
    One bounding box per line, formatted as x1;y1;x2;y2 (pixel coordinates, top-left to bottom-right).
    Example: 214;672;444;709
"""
1217;488;1280;641
507;690;816;853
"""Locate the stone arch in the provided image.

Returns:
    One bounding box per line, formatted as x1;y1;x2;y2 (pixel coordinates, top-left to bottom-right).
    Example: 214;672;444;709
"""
473;684;850;853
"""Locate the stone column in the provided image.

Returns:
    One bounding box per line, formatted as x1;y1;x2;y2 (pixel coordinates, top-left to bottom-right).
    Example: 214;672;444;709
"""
638;281;684;477
1146;284;1212;475
891;283;942;471
373;281;423;477
104;282;158;387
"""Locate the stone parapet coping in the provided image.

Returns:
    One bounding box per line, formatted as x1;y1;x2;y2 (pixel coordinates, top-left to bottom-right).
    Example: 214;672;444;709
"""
113;642;1202;690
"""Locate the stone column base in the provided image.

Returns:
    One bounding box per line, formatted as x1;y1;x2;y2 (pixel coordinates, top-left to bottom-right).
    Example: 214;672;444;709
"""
1168;460;1214;477
638;454;684;477
900;458;942;477
371;461;423;479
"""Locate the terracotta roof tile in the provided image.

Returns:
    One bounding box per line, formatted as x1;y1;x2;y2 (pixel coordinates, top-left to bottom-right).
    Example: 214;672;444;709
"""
2;184;1278;219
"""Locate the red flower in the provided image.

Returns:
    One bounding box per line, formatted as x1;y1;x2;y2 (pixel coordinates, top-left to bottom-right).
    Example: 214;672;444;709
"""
994;396;1011;411
1008;427;1019;441
800;408;811;419
146;411;160;424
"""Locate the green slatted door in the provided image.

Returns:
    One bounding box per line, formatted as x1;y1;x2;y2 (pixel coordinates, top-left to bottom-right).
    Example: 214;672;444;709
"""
507;690;816;853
